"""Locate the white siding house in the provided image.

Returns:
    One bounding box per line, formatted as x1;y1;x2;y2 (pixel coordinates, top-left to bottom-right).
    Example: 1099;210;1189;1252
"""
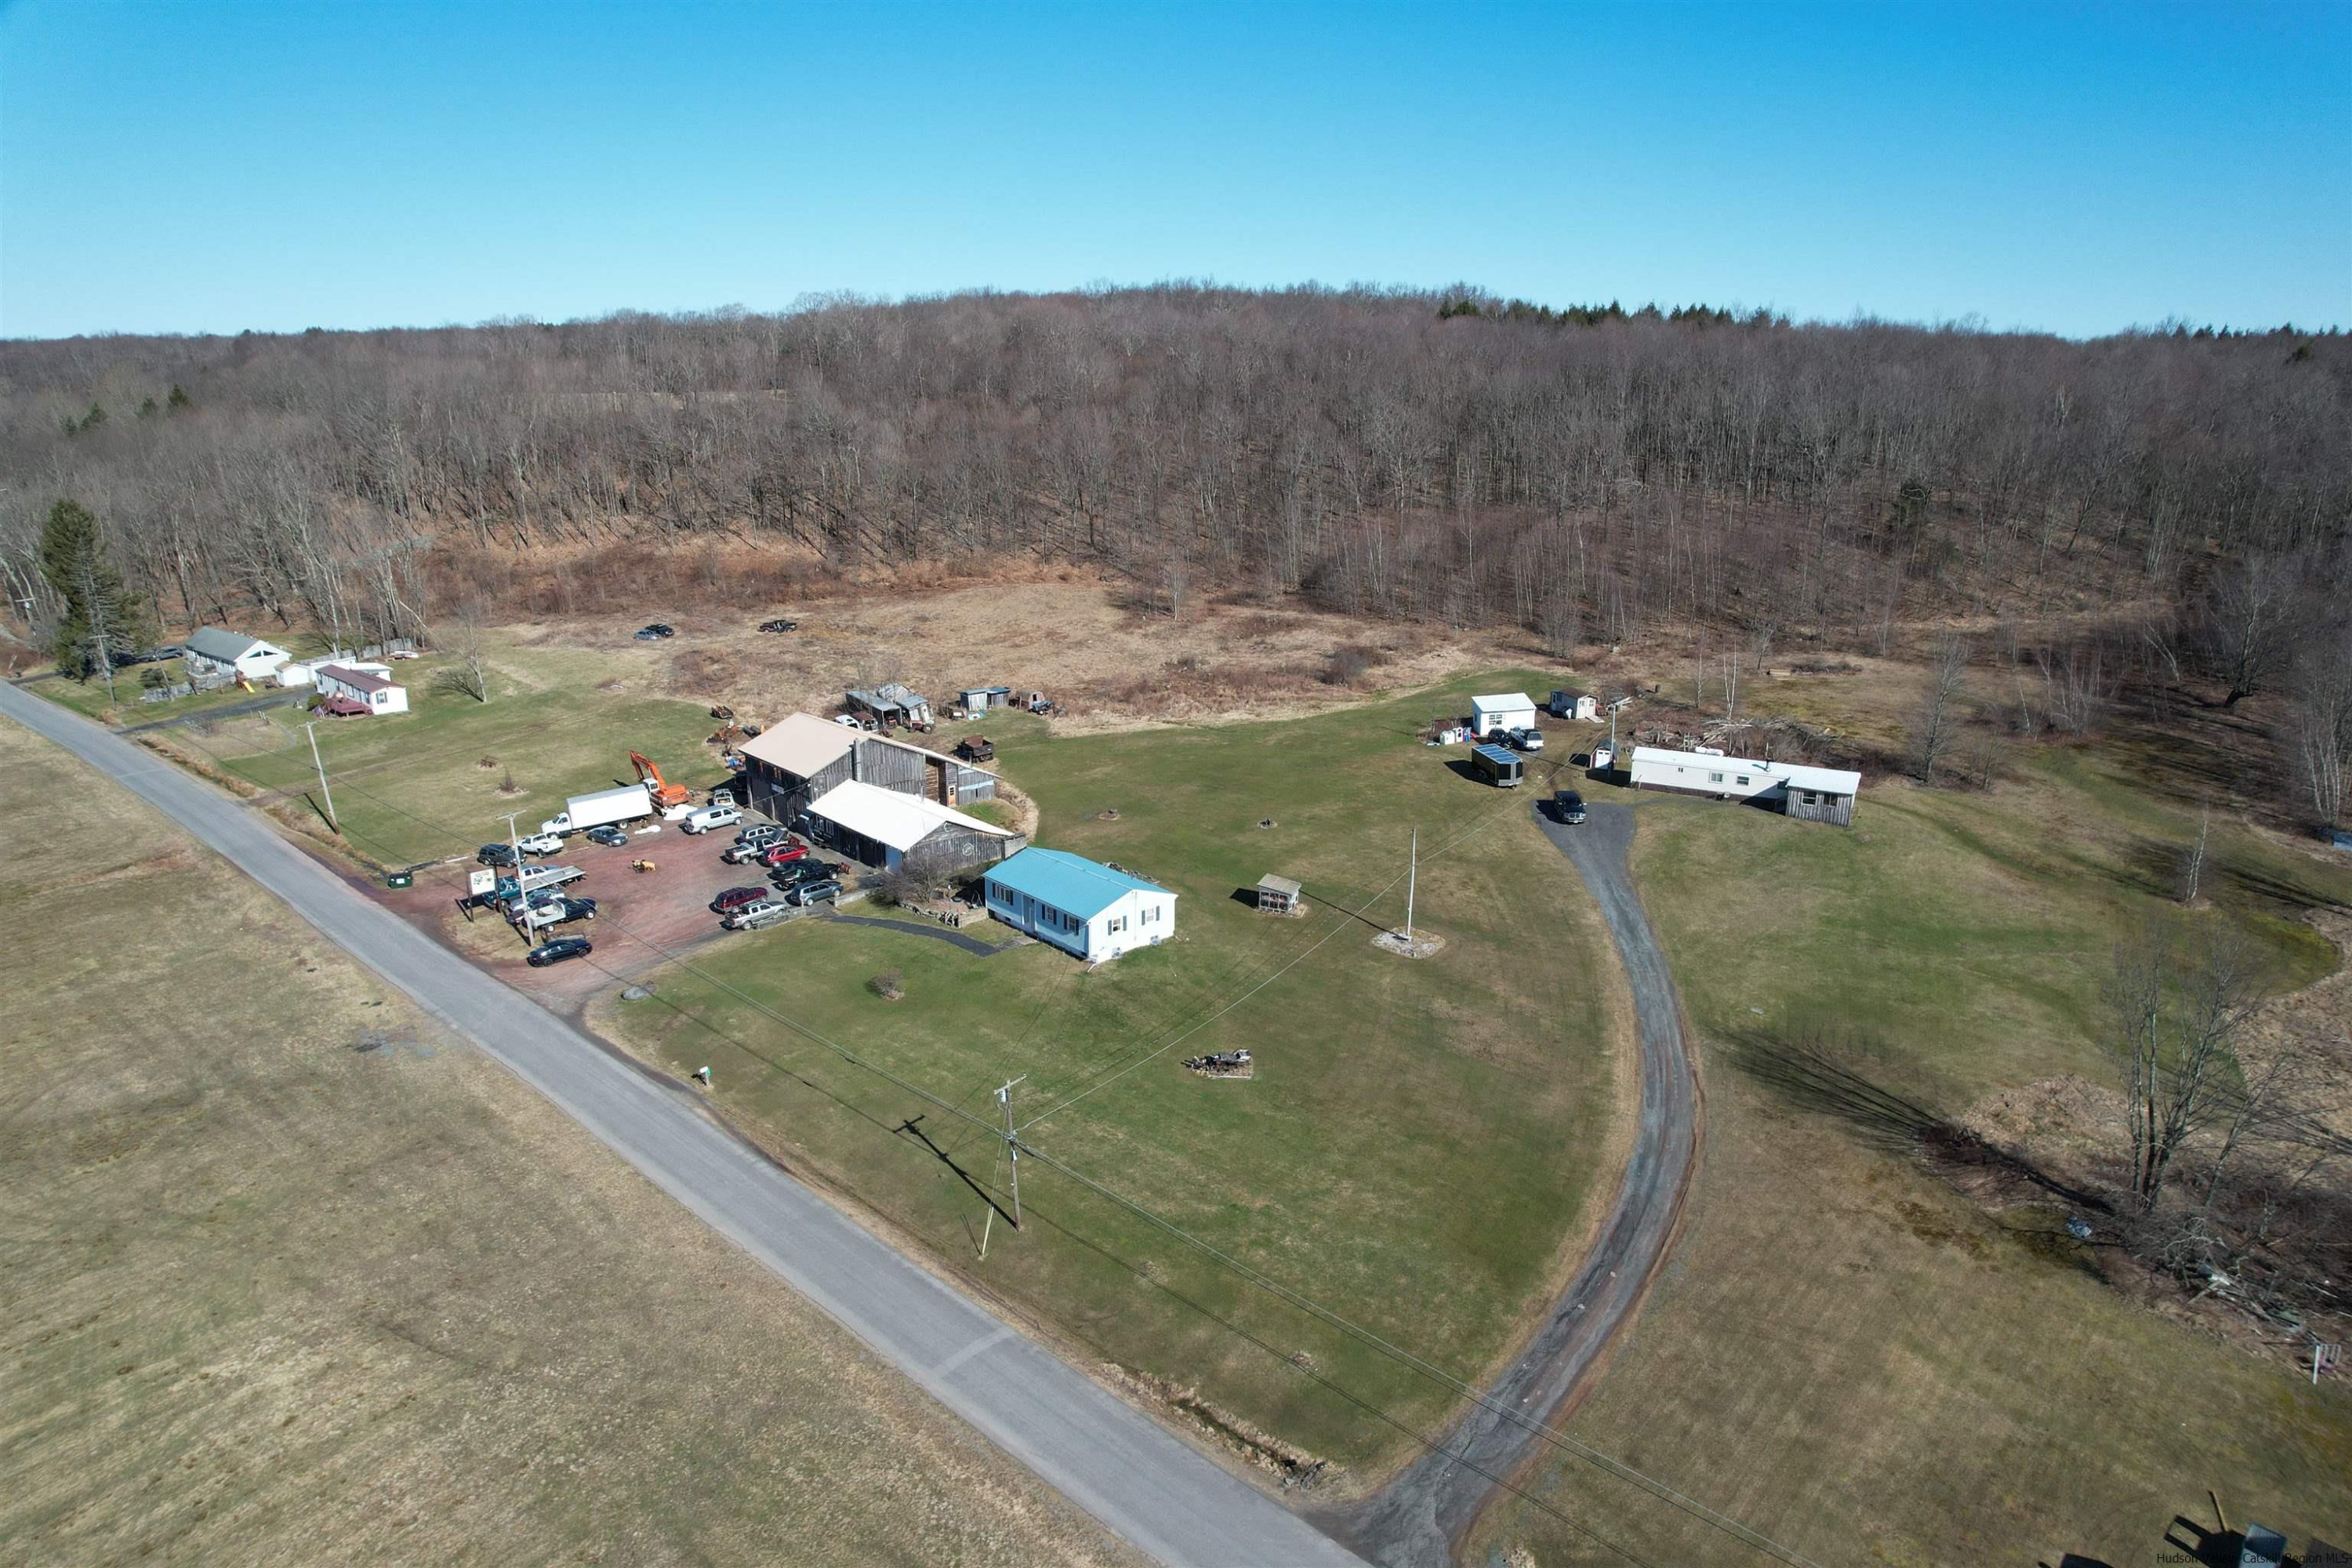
1627;745;1860;826
183;627;292;683
983;848;1176;962
1469;692;1537;736
314;662;409;715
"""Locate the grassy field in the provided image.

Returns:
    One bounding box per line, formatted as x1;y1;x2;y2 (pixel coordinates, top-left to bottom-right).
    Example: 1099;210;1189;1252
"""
593;672;1630;1483
1467;739;2352;1564
0;717;1144;1568
151;638;731;868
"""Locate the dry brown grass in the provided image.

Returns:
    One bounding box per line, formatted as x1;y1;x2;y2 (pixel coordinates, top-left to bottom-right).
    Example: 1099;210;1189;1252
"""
0;717;1143;1568
516;574;1507;732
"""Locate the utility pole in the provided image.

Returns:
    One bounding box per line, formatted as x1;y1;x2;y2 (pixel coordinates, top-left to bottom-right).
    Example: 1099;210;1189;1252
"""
996;1075;1027;1229
500;811;526;938
301;720;338;833
1403;826;1417;942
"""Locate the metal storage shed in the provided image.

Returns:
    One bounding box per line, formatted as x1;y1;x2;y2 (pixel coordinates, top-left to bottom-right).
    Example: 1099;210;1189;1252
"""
1471;743;1523;786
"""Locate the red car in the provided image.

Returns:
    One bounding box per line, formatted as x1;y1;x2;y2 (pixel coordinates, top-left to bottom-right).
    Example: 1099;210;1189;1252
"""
754;842;808;867
710;885;769;913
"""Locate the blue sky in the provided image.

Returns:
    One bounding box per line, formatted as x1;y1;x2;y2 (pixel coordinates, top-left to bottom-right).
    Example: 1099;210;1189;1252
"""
2;2;2345;339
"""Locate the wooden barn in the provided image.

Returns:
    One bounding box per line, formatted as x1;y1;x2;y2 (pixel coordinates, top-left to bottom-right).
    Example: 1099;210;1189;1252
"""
737;713;998;825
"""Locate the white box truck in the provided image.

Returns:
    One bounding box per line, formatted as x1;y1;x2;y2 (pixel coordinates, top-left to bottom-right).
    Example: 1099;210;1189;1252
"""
541;783;654;837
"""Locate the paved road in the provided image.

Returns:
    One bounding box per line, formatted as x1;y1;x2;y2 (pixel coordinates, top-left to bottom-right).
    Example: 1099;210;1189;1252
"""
118;688;306;733
1323;799;1700;1566
0;681;1366;1568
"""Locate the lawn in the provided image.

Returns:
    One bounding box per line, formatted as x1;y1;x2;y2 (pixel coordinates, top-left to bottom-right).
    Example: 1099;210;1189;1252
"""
0;712;1142;1568
1466;733;2352;1564
162;637;731;868
594;671;1630;1482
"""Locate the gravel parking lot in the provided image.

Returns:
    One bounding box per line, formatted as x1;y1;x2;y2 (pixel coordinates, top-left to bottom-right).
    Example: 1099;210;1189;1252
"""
376;815;857;1011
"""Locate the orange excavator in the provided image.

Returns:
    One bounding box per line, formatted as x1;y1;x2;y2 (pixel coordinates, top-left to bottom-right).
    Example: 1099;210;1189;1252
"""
628;750;692;811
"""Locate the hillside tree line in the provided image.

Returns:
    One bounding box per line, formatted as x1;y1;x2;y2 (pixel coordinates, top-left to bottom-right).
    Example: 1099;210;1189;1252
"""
2;286;2347;788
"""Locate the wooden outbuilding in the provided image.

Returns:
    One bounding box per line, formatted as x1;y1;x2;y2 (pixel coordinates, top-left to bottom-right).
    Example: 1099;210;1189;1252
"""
1255;874;1302;914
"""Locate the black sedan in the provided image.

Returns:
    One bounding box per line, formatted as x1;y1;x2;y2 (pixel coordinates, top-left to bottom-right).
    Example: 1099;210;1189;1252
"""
758;619;798;633
525;935;593;967
583;824;630;848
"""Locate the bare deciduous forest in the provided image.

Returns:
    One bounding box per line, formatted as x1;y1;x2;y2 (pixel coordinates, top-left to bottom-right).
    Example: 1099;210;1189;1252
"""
3;285;2348;806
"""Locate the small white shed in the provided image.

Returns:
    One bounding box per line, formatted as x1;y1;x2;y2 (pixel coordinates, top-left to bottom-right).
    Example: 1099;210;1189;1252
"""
1548;689;1599;722
1469;692;1538;736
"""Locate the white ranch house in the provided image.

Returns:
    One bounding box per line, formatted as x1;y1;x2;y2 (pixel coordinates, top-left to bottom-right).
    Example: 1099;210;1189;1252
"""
182;627;292;683
983;848;1176;962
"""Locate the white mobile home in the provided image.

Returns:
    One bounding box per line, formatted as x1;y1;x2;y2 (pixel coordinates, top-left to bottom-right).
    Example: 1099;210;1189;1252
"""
1469;692;1537;736
983;848;1176;962
1627;745;1860;826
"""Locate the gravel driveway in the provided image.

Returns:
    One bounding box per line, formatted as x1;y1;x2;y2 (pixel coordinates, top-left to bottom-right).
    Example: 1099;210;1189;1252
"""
1323;797;1702;1566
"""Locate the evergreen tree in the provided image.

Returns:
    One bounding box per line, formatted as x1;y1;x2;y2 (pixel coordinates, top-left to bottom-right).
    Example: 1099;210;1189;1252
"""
166;384;192;412
40;499;151;681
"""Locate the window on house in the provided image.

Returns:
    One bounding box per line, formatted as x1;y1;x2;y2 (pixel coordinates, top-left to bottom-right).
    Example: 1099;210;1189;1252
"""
1709;771;1725;783
1736;775;1749;786
1802;792;1820;805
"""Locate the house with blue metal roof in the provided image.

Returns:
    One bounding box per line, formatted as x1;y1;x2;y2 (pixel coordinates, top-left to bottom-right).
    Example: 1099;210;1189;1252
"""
982;847;1176;961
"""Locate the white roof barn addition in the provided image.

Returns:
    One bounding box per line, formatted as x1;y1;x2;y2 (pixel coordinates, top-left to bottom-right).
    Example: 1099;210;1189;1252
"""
806;779;1008;853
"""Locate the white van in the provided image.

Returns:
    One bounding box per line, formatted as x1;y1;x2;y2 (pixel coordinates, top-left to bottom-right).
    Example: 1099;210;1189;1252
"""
681;804;743;834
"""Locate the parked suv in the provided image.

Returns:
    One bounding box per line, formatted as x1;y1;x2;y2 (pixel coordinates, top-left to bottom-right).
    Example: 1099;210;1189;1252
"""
681;804;742;834
1508;726;1545;752
723;898;793;931
477;842;521;868
785;878;843;908
732;822;786;848
710;884;769;914
525;935;593;967
1554;789;1587;825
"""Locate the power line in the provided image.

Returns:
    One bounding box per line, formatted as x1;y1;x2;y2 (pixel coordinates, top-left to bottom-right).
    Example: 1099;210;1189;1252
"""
1020;1142;1828;1568
1014;773;1532;1133
159;714;1820;1565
